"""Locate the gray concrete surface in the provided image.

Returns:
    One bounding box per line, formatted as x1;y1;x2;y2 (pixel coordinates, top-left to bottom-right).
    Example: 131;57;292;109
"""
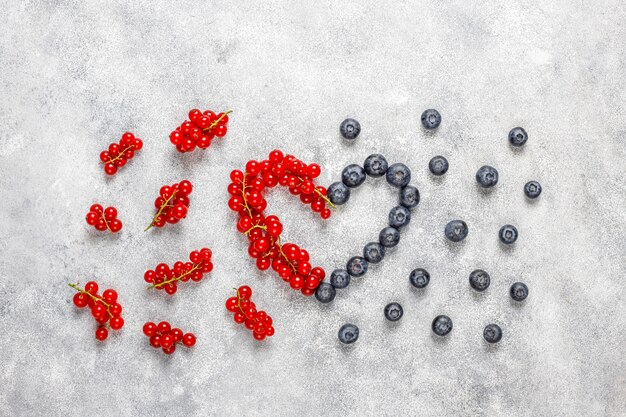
1;1;625;416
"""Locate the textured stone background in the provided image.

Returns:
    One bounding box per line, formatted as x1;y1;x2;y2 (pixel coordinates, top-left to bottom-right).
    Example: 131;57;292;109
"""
1;1;625;416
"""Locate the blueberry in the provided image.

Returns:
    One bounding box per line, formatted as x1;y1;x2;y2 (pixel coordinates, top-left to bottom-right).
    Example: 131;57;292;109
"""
510;282;528;301
338;323;359;344
346;256;368;277
384;302;403;322
399;185;420;209
330;269;351;289
421;109;441;130
469;269;490;292
409;268;430;288
363;154;389;177
431;315;453;336
363;242;385;264
476;165;499;188
508;127;528;147
499;224;518;244
389;206;411;229
327;182;350;205
340;118;361;140
386;163;411;188
341;164;366;188
445;220;468;242
379;226;400;248
428;156;449;176
483;324;503;343
314;282;336;303
524;181;542;199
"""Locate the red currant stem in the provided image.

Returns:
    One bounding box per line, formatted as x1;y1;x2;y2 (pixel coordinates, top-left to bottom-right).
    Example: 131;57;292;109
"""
203;110;233;132
145;190;178;231
102;144;136;165
276;237;298;274
68;282;114;318
234;288;258;323
147;261;204;289
244;224;267;235
237;175;254;218
100;212;112;232
295;175;336;209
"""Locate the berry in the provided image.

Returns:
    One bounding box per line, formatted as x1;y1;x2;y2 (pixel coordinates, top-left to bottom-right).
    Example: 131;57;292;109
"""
432;315;453;336
340;118;361;140
146;181;193;231
409;268;430;288
386;163;411;188
86;205;122;233
363;154;388;177
476;165;499;188
143;322;157;337
327;182;350;205
510;282;529;301
399;185;420;209
143;320;196;353
483;324;503;343
429;156;449;176
145;248;213;295
508;127;528;147
341;164;366;188
363;242;385;264
95;326;108;341
330;269;350;289
100;132;142;176
469;269;490;292
346;256;368;277
170;109;231;152
183;333;196;347
445;220;468;242
499;224;518;244
384;302;403;322
389;206;411;229
338;323;359;344
524;181;542;199
421;109;441;130
226;287;274;340
379;226;400;248
314;282;336;303
68;282;124;341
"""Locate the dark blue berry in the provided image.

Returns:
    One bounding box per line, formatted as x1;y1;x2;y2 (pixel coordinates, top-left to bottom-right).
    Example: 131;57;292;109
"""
476;165;499;188
314;282;336;303
346;256;368;277
386;163;411;188
445;220;468;242
379;226;400;248
421;109;441;130
341;164;366;188
363;154;388;177
409;268;430;288
499;224;518;244
524;181;542;199
510;282;528;301
432;315;453;336
469;269;490;292
384;302;403;322
340;118;361;140
363;242;385;264
338;323;359;344
508;127;528;147
483;324;503;343
327;182;350;205
330;269;350;289
389;206;411;229
399;185;420;209
429;156;449;176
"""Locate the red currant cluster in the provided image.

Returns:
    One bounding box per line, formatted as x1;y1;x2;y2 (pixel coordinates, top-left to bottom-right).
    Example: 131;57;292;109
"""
228;150;331;295
69;281;124;341
144;248;213;295
145;180;193;231
100;132;143;175
169;109;231;153
225;286;274;341
85;204;122;233
143;321;196;355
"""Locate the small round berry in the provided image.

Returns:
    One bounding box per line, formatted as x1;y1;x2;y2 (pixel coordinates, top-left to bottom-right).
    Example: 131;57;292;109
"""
346;256;368;277
384;302;403;322
330;269;351;289
104;164;117;175
379;226;400;248
110;316;124;330
157;321;171;334
104;207;117;221
421;109;441;130
183;333;196;347
499;224;518;244
341;164;366;188
340;118;361;140
363;154;389;177
389;206;411;229
238;285;252;299
178;180;193;195
73;293;88;308
409;268;430;289
149;335;161;348
429;156;449;176
110;303;122;316
445;220;468;242
95;326;108;341
314;282;336;303
476;165;499;188
483;324;503;343
109;219;122;233
84;281;98;294
510;282;529;301
432;315;453;336
85;212;98;225
399;185;420;209
363;242;385;264
90;204;103;214
469;269;491;292
327;182;351;206
524;181;542;199
102;289;118;303
162;345;176;355
508;127;528;147
386;163;411;188
143;322;157;337
338;323;359;344
160;334;174;349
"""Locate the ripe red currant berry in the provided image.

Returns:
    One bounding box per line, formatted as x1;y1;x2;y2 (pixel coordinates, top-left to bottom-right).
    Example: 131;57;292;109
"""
102;289;118;303
143;322;157;337
182;333;196;347
110;316;124;330
95;326;108;341
158;321;171;334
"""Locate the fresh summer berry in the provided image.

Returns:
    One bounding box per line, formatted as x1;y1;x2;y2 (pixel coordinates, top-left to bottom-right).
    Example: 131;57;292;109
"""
346;256;368;277
227;286;274;340
340;118;361;140
476;165;499;188
330;269;350;289
469;269;490;291
338;323;359;344
421;109;441;130
146;180;193;231
384;302;403;322
432;315;453;336
100;132;143;176
86;204;122;233
399;185;420;209
314;282;336;303
508;127;528;147
95;326;108;341
363;154;388;177
379;226;400;248
68;282;124;341
483;324;503;343
327;182;350;205
341;164;366;188
510;282;529;301
429;156;449;176
389;206;411;229
409;268;430;288
363;242;385;264
145;248;213;295
170;109;232;153
524;181;542;199
386;163;411;188
445;220;468;242
499;224;518;244
143;320;196;353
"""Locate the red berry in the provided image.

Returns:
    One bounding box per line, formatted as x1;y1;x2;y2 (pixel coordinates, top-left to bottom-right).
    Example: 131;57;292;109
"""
158;321;171;334
73;293;88;308
110;316;124;330
102;289;117;303
182;333;196;347
95;326;108;341
84;281;98;294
